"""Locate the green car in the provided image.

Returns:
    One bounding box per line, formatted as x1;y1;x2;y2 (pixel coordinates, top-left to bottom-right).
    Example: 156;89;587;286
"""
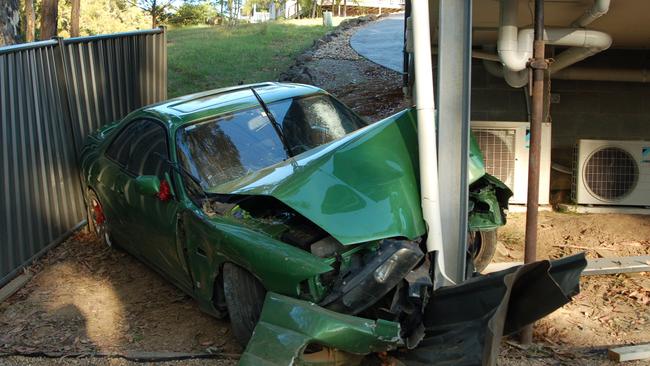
81;82;579;364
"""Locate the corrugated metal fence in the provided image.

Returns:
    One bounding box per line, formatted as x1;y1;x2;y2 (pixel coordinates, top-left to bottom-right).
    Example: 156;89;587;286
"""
0;29;167;287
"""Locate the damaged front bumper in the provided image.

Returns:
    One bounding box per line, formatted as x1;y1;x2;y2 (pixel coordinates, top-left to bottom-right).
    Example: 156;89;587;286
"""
240;254;587;366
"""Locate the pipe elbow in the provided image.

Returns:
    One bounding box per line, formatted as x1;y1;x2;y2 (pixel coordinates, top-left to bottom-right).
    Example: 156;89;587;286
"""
504;69;528;88
483;60;528;88
584;30;612;50
498;50;530;72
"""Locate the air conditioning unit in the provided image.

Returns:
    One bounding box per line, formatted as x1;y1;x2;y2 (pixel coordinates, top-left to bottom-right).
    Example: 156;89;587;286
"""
471;121;552;204
573;139;650;206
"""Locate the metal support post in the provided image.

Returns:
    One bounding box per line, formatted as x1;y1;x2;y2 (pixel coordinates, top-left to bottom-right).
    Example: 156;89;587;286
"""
520;0;547;345
436;0;473;284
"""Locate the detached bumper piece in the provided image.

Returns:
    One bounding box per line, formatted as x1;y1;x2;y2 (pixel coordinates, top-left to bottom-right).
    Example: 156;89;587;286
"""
239;292;402;365
240;254;587;366
395;253;587;365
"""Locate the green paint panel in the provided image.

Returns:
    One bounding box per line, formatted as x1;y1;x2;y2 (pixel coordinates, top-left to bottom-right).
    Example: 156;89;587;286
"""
207;109;427;245
240;292;401;365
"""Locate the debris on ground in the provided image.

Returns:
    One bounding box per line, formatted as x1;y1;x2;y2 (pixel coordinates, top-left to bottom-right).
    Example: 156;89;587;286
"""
608;343;650;362
497;212;650;364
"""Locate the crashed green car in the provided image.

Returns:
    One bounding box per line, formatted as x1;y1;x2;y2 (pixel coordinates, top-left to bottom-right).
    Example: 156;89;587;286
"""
81;82;584;365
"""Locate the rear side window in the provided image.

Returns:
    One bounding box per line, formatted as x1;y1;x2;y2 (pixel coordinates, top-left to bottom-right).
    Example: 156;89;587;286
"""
106;122;139;166
106;119;169;177
128;122;168;177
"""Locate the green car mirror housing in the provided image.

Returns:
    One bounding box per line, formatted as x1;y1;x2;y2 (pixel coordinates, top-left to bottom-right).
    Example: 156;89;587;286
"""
135;175;161;196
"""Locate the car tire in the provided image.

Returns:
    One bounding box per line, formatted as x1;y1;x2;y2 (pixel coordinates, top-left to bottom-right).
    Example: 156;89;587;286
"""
469;230;497;273
223;263;267;347
86;189;113;248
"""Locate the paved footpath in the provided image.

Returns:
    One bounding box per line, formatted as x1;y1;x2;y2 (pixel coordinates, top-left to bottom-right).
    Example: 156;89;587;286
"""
350;12;405;73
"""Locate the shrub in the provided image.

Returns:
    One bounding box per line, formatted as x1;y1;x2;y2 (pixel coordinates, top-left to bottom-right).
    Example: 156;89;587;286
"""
169;3;218;26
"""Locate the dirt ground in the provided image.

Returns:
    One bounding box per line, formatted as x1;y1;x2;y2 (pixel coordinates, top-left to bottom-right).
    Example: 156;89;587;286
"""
0;232;241;366
497;211;650;365
2;18;650;366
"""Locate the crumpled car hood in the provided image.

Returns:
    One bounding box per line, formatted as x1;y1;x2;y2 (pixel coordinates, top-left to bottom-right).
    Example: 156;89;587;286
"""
207;109;423;245
207;108;487;245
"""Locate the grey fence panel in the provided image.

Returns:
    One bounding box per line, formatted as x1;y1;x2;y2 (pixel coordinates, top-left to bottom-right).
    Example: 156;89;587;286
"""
0;29;167;286
60;29;167;152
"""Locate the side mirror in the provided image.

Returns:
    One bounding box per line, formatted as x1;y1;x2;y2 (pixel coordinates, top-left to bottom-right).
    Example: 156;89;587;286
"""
135;175;161;196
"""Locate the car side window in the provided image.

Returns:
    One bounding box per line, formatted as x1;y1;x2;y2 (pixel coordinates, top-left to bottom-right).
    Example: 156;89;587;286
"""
105;122;140;166
127;120;169;177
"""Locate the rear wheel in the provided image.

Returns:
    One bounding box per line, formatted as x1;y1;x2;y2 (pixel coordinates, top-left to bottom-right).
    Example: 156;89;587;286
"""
223;263;267;347
86;190;113;248
468;230;497;272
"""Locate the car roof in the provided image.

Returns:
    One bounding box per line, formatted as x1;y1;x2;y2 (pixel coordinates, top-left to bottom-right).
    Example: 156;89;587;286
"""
133;82;324;129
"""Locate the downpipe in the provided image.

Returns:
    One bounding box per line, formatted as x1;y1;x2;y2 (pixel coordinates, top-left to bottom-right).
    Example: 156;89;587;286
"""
411;0;455;286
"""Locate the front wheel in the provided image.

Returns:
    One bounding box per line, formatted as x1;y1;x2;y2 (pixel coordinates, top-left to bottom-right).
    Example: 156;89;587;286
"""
468;230;497;272
223;263;267;347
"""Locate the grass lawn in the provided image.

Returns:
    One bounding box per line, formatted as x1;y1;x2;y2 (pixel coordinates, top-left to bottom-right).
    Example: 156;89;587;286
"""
167;18;346;98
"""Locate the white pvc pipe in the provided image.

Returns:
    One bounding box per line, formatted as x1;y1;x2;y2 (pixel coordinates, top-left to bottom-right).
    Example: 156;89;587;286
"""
497;0;612;87
411;2;454;284
571;0;611;28
484;60;650;84
515;28;613;73
497;0;531;73
500;25;612;73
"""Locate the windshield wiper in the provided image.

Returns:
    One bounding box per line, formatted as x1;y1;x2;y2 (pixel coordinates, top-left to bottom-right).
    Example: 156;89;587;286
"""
250;87;294;158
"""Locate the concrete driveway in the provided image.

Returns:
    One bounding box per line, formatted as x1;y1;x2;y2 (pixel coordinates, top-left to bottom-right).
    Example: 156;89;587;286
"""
350;13;405;73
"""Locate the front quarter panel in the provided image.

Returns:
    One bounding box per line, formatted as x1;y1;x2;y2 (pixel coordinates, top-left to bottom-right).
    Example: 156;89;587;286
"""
181;208;333;304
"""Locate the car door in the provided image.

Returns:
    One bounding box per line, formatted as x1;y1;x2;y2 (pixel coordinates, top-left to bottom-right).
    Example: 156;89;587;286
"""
122;119;193;291
101;121;142;250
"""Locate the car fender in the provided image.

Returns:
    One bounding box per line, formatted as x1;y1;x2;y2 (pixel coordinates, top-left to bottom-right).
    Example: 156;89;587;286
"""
181;210;333;306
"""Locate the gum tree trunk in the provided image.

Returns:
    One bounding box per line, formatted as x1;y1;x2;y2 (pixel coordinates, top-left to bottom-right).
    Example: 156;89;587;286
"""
40;0;58;40
24;0;35;42
0;0;21;46
310;0;316;18
70;0;80;37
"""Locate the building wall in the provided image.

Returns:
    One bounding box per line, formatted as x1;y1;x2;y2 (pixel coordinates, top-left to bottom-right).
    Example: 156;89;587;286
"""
550;79;650;166
470;52;650;168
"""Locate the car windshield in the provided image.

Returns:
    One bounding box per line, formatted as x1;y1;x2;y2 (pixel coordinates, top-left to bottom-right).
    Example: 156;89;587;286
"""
176;93;367;189
266;94;366;155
